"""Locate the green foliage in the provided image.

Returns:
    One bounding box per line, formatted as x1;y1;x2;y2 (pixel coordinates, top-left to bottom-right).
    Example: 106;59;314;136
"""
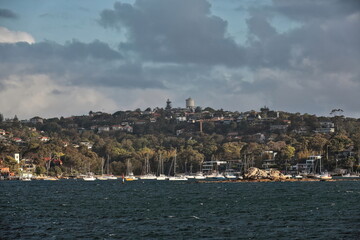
35;166;46;175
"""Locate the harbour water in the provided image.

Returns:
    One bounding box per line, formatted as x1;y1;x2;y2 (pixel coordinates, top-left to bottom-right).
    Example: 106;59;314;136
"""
1;180;359;239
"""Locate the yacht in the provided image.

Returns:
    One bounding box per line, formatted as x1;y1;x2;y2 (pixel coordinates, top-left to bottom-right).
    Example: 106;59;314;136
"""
125;159;138;181
194;172;206;180
168;149;188;181
139;155;157;180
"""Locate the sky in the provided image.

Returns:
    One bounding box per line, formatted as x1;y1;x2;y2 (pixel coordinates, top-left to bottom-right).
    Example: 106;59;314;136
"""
0;0;359;119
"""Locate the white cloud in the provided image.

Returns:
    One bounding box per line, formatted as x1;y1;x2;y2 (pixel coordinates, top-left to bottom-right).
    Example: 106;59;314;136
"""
0;26;35;44
0;74;117;119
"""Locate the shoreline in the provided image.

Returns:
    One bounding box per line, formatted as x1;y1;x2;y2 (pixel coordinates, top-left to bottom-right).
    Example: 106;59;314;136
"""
196;177;360;183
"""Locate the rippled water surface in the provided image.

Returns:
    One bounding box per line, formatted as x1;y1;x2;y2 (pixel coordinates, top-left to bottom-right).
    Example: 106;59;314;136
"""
1;180;359;239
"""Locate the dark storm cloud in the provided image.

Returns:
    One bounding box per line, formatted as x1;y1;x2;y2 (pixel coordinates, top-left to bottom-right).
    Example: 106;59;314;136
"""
0;8;18;19
99;0;244;66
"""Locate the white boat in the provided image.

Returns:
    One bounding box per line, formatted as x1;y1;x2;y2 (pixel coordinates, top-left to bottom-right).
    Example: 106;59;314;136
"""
319;172;332;180
284;174;292;179
125;159;138;181
224;174;237;179
97;176;108;180
139;174;157;180
294;175;303;179
206;172;226;180
139;155;157;180
168;175;188;181
156;153;168;180
342;173;359;178
156;174;168;180
83;175;96;181
168;149;188;181
105;175;118;180
224;169;237;179
194;172;206;180
20;172;33;181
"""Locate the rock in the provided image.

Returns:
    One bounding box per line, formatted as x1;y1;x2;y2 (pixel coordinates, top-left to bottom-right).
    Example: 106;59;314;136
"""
244;167;286;180
244;167;268;180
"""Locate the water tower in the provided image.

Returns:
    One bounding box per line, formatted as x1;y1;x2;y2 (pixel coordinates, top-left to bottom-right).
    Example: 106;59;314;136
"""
186;97;195;109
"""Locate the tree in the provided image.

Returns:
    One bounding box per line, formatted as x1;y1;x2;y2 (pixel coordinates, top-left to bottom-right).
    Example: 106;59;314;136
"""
35;166;46;175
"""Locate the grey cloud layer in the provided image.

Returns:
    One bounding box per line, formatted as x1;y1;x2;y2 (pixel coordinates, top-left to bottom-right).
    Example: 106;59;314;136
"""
0;40;164;89
99;0;244;66
1;0;359;116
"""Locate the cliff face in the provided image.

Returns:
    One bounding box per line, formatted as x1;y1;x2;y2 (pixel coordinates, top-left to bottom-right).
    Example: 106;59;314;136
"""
244;167;288;180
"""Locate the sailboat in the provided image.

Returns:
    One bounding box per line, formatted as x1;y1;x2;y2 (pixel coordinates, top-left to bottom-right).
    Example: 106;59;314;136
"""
125;159;138;181
168;149;188;181
184;163;195;179
156;153;168;180
97;158;108;180
139;155;157;180
82;162;96;181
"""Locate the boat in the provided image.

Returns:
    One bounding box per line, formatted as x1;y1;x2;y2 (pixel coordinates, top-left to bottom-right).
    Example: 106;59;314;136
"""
97;158;108;180
319;172;332;180
96;176;108;180
284;174;292;179
224;169;237;179
194;172;206;180
105;175;118;180
168;175;188;181
156;153;168;180
342;173;359;178
20;172;33;181
168;149;188;181
83;174;96;181
125;159;138;181
139;155;157;180
294;174;303;179
206;171;226;180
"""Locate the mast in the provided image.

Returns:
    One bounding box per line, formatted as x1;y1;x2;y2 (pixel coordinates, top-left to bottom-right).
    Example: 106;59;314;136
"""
107;154;110;175
173;150;176;175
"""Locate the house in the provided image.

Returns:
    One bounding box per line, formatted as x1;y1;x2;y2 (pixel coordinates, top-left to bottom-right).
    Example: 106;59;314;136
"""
39;136;50;142
176;116;187;122
80;141;93;149
30;116;44;124
270;125;288;131
0;129;5;136
98;126;110;133
316;122;335;133
292;126;309;134
111;124;133;133
176;129;184;136
12;137;22;143
122;125;133;133
262;159;276;170
227;132;240;139
135;120;146;125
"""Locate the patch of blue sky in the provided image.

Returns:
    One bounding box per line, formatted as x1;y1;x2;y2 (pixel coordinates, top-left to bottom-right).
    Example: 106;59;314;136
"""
0;0;134;48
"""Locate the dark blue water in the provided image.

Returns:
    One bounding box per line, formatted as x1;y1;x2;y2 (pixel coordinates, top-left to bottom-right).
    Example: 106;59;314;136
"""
1;180;359;239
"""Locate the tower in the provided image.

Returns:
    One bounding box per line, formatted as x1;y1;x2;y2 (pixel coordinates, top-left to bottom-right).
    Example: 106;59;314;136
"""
186;97;195;110
165;99;172;110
